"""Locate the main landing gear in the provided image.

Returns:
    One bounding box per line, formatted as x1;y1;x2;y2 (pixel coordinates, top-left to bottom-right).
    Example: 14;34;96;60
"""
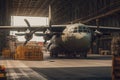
50;52;58;58
49;52;87;58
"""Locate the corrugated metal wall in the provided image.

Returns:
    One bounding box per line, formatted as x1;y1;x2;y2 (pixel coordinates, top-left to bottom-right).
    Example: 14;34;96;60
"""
52;0;120;27
0;0;11;52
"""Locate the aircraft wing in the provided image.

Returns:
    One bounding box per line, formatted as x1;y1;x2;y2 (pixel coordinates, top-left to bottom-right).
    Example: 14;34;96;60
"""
0;26;30;31
50;25;66;32
0;25;66;32
87;25;120;31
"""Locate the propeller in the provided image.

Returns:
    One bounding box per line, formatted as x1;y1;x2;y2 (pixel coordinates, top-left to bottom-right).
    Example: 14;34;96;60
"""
34;5;65;45
23;5;62;45
24;19;31;32
14;19;35;45
20;5;52;46
23;19;38;46
41;5;53;44
93;19;110;38
94;19;102;37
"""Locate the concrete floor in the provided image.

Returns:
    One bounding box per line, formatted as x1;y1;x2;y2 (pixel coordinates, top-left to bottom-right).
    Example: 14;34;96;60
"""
0;53;112;80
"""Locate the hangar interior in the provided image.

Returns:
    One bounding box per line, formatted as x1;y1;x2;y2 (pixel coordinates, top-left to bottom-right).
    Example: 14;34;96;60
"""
0;0;120;53
0;0;120;80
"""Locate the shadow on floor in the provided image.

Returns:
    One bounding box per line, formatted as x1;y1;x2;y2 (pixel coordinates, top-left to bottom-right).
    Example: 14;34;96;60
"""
7;66;112;80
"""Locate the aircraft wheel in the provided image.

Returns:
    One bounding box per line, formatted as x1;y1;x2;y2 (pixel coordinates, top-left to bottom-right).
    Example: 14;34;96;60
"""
50;51;58;58
54;53;58;58
80;53;87;58
84;54;87;58
65;53;70;58
50;53;54;57
73;54;76;58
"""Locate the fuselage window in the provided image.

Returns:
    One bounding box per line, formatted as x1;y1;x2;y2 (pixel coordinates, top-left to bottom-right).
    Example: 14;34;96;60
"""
69;26;90;33
82;26;90;33
73;26;83;33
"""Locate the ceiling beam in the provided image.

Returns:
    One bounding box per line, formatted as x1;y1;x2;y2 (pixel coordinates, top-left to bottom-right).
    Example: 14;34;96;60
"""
82;7;120;23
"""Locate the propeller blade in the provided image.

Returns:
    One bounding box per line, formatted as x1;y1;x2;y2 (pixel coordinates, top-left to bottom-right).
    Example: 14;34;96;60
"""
49;5;52;29
40;5;53;45
94;19;103;36
94;30;102;35
23;40;28;46
44;40;46;44
23;19;33;45
24;19;31;32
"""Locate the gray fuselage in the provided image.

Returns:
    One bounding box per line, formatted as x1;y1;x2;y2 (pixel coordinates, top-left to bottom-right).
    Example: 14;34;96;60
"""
47;24;91;56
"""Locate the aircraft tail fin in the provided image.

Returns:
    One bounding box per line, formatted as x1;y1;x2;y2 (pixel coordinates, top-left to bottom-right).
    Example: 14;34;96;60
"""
48;5;52;30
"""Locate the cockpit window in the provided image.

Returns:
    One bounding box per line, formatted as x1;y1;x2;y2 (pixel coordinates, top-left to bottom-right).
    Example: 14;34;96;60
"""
73;27;78;33
67;25;90;33
78;26;83;32
72;26;90;33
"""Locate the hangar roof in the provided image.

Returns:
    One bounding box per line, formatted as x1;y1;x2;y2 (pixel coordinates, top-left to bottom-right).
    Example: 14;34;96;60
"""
11;0;54;16
10;0;120;25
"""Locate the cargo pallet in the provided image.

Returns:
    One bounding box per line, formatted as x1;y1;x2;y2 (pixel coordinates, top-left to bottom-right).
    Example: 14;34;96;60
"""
14;53;43;60
2;49;11;58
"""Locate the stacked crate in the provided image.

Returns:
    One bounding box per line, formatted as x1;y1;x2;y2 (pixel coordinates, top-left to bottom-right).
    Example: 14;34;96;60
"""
112;34;120;80
15;45;26;59
2;49;11;58
25;46;43;60
15;45;43;60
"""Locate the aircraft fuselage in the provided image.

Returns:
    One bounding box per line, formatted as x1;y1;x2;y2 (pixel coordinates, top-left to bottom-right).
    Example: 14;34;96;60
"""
47;24;91;57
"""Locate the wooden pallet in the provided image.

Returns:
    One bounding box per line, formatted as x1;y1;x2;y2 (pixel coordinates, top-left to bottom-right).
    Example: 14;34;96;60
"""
14;53;43;60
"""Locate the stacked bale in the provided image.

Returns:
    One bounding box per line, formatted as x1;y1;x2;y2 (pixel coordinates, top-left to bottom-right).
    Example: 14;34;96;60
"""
25;45;43;60
2;48;11;58
15;45;43;60
15;45;26;59
112;34;120;80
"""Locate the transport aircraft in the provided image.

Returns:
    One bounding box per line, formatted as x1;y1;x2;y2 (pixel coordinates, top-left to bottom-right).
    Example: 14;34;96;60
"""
0;5;120;58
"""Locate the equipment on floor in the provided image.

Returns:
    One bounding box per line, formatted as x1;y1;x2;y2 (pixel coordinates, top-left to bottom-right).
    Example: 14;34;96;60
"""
0;65;7;80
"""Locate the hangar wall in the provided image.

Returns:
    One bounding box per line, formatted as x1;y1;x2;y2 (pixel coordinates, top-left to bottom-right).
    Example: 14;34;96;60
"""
10;0;120;27
0;0;11;51
0;0;119;52
52;0;120;27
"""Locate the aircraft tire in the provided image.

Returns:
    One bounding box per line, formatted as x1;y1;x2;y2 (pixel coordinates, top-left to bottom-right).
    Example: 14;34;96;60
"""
54;53;58;58
73;54;76;58
50;52;58;58
80;53;87;58
50;53;54;57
